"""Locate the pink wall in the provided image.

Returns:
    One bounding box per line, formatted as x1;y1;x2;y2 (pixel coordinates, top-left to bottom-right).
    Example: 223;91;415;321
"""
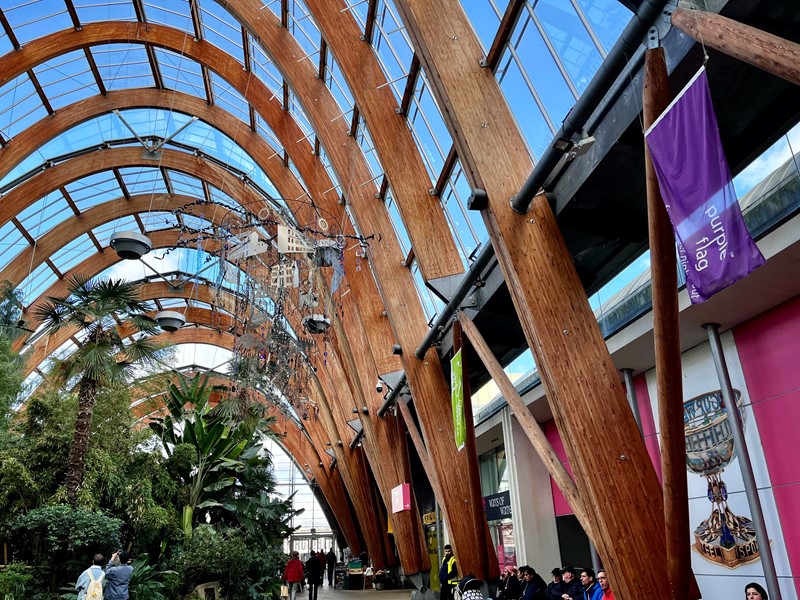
546;375;659;516
735;294;800;594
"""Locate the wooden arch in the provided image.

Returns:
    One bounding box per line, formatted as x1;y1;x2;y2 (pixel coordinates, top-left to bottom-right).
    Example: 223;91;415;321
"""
9;152;402;570
2;87;429;569
2;19;490;575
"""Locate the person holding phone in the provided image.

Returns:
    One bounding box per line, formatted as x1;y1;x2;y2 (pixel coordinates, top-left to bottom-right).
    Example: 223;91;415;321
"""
104;550;133;600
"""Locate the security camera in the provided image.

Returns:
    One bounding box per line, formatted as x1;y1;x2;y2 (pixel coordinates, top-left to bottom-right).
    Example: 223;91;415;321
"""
375;380;384;393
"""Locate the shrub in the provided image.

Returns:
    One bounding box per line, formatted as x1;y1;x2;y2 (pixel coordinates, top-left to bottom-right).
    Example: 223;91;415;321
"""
0;563;33;599
7;505;121;593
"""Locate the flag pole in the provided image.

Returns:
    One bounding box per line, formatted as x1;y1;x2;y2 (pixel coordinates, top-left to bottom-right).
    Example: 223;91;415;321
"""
643;46;691;600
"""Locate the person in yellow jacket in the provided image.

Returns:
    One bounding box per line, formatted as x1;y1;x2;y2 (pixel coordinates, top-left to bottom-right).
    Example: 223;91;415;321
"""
438;545;459;600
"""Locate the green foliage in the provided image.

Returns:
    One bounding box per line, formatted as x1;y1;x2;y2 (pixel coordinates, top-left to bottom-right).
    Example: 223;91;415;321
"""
7;505;121;592
169;526;285;600
150;374;295;540
0;563;33;600
0;332;23;441
129;556;177;600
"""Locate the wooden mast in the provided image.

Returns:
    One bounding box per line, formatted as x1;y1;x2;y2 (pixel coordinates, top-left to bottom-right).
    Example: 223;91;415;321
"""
643;47;690;600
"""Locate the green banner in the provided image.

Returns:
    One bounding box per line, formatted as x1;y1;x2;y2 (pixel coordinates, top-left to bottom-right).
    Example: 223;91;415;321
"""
451;349;465;451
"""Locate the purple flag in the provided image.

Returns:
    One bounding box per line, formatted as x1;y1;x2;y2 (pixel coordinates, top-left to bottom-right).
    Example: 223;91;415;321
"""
645;68;764;303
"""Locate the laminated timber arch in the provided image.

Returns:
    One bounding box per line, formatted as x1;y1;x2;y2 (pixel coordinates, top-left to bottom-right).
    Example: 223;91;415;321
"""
211;6;496;574
7;148;406;570
0;80;428;570
390;0;669;595
1;18;493;575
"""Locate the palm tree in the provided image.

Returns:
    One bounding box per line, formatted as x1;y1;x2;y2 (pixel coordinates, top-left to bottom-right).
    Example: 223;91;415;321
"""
32;275;163;504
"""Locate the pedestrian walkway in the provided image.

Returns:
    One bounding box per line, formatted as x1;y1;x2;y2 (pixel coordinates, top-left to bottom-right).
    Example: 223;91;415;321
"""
315;584;412;600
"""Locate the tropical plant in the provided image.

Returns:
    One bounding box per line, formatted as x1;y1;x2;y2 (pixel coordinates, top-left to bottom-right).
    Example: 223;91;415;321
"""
128;556;177;600
149;373;296;539
32;276;164;504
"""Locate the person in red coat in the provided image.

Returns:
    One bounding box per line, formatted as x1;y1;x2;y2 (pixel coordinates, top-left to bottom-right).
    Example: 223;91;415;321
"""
283;551;305;600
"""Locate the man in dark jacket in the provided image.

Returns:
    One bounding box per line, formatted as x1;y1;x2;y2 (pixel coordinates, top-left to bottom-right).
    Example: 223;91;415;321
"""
326;549;336;587
305;550;324;600
438;545;458;600
545;568;564;600
559;567;583;600
104;551;133;600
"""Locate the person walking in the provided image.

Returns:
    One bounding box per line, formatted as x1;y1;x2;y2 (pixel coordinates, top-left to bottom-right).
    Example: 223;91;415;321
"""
438;545;459;600
76;554;105;600
283;551;305;600
305;550;324;600
104;551;133;600
326;548;336;587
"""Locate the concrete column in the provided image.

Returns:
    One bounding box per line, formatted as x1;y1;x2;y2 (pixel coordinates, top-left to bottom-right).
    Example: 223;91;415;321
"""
503;406;560;569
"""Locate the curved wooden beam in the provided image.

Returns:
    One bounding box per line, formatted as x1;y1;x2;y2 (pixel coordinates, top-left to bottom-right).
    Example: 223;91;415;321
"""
220;7;492;575
0;22;448;569
220;0;462;279
392;0;669;593
0;193;222;287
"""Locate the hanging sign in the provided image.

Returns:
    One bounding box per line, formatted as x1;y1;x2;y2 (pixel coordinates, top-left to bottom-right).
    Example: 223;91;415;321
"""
451;349;466;451
391;483;411;513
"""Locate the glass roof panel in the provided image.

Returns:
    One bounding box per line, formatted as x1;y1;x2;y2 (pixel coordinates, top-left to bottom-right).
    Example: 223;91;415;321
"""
140;211;180;232
91;44;155;90
0;74;49;139
0;26;13;55
209;76;250;122
143;0;192;30
496;51;553;159
248;37;283;100
32;50;99;111
74;0;137;24
440;159;487;265
458;1;504;52
65;171;125;212
384;187;410;255
353;116;382;184
575;0;629;54
93;215;141;243
2;0;73;46
533;0;602;94
167;171;205;198
118;166;169;196
17;190;69;238
287;90;314;150
370;0;414;104
19;262;58;306
0;221;28;268
51;234;96;273
407;72;450;182
155;48;205;98
200;1;245;65
254;113;285;155
324;53;355;117
286;0;320;56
